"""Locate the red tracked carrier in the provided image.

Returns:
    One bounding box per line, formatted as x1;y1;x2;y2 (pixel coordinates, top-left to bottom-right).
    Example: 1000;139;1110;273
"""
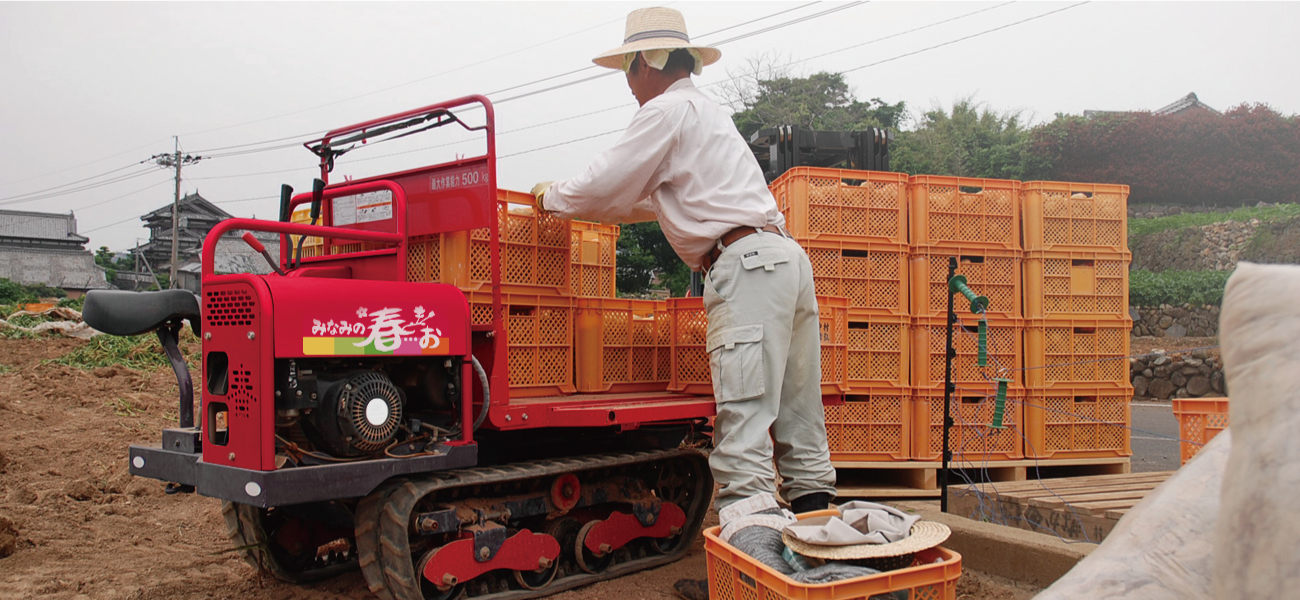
87;96;715;600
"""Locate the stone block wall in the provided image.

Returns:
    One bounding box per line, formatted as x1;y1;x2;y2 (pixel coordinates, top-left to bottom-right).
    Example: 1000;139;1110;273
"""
1129;305;1220;338
1130;348;1225;401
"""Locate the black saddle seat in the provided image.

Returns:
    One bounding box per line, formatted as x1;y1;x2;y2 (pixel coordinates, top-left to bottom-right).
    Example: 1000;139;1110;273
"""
83;289;201;336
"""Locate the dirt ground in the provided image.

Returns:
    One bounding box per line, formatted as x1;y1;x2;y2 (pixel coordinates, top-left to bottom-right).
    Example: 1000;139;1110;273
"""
0;336;1040;600
1130;335;1218;356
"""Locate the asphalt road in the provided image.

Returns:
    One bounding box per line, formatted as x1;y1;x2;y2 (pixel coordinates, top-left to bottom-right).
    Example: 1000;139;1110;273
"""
1131;401;1183;473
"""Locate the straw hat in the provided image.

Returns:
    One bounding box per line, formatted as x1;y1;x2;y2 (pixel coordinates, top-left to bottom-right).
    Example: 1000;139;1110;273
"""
781;521;951;560
592;7;722;70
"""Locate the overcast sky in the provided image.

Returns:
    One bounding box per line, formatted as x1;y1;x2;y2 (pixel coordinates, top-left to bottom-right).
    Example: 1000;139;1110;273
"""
1;1;1297;251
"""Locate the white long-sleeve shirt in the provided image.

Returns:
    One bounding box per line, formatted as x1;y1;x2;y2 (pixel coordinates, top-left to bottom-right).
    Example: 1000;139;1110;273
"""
543;78;784;272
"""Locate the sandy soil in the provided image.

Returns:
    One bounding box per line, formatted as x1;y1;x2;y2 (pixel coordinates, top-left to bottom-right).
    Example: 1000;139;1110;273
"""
0;337;1039;600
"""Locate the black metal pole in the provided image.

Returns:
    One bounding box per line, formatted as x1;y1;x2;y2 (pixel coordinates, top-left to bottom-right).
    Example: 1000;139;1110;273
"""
156;321;193;429
941;256;958;513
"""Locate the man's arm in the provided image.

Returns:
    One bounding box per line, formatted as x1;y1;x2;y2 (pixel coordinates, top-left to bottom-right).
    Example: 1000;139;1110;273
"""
542;105;678;224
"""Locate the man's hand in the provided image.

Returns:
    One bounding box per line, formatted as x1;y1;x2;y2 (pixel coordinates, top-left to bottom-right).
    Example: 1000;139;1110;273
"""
531;181;554;210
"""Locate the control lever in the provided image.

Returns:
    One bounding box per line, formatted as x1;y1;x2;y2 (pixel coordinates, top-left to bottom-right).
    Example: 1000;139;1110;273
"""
292;178;326;268
242;232;286;276
278;184;294;223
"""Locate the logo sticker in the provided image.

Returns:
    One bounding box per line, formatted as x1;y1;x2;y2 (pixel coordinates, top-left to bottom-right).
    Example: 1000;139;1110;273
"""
303;305;451;356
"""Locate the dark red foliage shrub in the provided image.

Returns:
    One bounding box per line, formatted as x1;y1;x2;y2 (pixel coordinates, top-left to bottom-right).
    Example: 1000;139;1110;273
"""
1029;104;1300;205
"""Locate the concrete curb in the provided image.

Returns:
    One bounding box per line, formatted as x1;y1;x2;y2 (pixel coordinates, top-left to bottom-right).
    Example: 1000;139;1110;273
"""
893;502;1094;589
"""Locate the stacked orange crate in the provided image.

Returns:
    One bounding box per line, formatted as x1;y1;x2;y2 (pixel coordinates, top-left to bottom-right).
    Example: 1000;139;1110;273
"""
424;190;576;398
1021;182;1133;459
769;166;911;462
909;175;1025;462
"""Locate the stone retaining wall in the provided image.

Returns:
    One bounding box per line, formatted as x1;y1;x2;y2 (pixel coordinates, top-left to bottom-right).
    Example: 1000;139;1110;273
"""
1130;348;1225;401
1129;305;1220;338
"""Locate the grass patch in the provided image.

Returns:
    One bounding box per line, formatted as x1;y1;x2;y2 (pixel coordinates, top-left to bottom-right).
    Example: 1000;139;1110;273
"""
106;396;145;417
53;331;199;372
1129;203;1300;238
1130;269;1231;307
0;364;10;375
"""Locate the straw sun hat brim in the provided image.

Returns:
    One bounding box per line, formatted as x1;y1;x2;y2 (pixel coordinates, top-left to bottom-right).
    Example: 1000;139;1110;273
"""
593;41;721;70
781;521;952;560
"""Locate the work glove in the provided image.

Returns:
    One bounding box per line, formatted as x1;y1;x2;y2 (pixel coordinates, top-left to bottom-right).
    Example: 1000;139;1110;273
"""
530;181;553;211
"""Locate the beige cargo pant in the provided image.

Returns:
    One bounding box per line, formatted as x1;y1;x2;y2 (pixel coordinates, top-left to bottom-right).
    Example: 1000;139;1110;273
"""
703;230;837;510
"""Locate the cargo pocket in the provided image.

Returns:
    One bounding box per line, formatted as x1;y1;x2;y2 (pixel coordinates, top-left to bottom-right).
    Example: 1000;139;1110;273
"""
740;246;790;272
707;324;766;403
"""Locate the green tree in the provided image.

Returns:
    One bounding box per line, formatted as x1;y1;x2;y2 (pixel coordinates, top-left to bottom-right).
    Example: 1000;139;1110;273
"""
890;98;1046;180
94;246;117;283
727;70;906;140
616;222;690;297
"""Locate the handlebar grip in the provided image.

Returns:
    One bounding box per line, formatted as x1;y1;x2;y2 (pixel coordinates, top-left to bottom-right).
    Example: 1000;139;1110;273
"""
278;184;294;222
310;178;325;222
241;231;267;254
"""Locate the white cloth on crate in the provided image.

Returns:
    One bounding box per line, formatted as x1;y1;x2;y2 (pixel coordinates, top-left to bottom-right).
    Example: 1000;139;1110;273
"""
542;78;784;271
783;501;920;546
718;493;795;543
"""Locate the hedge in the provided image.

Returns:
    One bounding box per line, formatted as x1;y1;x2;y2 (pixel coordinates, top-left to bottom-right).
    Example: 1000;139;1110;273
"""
1129;269;1231;307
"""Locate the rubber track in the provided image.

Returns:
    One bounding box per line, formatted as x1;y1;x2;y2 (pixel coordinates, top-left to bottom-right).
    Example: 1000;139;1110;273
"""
369;449;712;600
221;501;358;584
356;479;409;600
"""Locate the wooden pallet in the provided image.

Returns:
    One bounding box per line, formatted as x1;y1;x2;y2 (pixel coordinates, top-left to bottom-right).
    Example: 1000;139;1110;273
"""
832;457;1132;499
947;470;1174;542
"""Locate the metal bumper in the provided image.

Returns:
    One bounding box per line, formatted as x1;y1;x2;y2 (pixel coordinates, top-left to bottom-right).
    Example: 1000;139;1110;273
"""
127;443;477;507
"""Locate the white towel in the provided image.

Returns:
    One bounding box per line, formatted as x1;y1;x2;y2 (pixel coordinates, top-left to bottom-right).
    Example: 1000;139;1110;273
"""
783;501;920;546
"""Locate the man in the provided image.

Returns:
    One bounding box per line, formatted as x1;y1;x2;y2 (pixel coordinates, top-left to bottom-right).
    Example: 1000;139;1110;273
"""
533;8;836;594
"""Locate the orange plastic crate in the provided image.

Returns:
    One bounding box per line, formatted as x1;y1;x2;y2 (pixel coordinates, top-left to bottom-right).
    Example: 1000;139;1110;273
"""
466;291;574;398
769;167;908;244
705;511;962;600
459;189;571;294
801;239;908;316
668;298;710;395
1022;181;1129;252
909;246;1021;319
825;385;911;461
1024;386;1133;459
1024;250;1130;319
818;296;850;395
911;316;1023;390
913;387;1025;461
406;234;442;282
1172;397;1229;465
1024;318;1132;389
571;221;618;298
846;311;910;391
575;298;669;393
909;175;1020;250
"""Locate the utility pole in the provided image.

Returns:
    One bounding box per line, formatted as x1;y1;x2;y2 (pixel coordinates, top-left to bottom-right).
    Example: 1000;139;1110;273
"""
149;137;201;288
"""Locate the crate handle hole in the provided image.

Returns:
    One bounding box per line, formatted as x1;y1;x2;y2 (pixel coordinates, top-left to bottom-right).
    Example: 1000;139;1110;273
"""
959;186;984;194
960;396;986;404
1073;327;1097;334
1071;259;1095;267
848;322;871;331
509;306;538;317
1076;396;1098;403
1071;191;1095;198
959;255;985;264
843;249;872;259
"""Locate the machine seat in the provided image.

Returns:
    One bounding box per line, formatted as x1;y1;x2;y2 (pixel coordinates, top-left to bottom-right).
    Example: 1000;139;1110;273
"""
83;289;201;336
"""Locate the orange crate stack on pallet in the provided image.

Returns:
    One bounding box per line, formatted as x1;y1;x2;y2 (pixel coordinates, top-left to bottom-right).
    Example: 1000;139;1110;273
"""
1020;181;1133;459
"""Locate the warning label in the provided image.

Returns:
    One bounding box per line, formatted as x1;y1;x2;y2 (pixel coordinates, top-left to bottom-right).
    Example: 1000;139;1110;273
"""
332;190;393;226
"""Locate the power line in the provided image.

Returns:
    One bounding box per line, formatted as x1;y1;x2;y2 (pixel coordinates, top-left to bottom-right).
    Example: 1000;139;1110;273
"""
839;2;1090;75
0;137;170;189
178;2;836;161
0;178;174;235
0;167;161;207
0;161;151;203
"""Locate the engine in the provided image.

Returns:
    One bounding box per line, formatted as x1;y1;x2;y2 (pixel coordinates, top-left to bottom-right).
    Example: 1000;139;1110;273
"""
303;371;406;457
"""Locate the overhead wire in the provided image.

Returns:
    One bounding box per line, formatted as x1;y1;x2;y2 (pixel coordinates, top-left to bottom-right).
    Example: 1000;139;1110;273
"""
0;161;152;203
0;137;171;189
0;167;162;207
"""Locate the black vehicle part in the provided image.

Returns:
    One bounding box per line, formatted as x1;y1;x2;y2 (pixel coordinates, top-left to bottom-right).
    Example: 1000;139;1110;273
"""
304;371;405;457
222;501;359;583
356;449;712;600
